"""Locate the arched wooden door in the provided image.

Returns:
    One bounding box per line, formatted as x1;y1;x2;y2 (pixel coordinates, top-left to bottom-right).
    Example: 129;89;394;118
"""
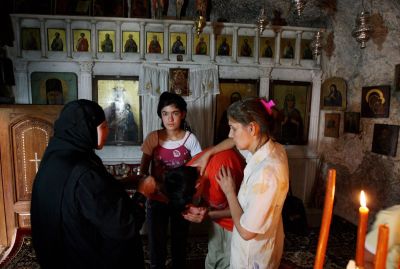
0;105;62;246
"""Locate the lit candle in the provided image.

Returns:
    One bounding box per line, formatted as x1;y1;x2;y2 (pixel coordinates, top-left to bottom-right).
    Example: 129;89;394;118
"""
313;169;336;269
374;224;389;269
355;190;369;267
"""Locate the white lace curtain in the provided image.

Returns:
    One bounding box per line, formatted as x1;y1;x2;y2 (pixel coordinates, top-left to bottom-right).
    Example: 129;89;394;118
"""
139;63;220;148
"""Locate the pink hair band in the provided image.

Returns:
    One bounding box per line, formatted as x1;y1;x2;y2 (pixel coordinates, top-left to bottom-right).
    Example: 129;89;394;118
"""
260;99;276;115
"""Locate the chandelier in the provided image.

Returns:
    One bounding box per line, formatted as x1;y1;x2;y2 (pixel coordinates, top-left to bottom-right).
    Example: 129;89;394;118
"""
256;7;268;34
352;10;372;49
194;0;207;36
311;31;324;58
293;0;306;16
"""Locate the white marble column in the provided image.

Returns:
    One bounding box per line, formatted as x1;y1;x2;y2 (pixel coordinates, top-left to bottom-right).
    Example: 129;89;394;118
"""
186;25;193;61
275;30;281;65
40;19;47;58
91;20;97;59
164;23;170;61
310;69;322;152
259;67;272;98
210;31;216;62
116;21;122;59
14;61;29;104
140;22;146;60
65;19;72;58
254;28;259;64
79;61;94;100
295;31;302;66
232;26;238;63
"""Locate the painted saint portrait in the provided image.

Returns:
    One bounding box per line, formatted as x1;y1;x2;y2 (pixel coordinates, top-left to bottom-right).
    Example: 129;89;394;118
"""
361;86;390;118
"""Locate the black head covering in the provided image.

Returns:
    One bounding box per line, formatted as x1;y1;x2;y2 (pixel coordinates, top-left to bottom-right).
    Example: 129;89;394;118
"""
53;99;105;151
31;99;106;268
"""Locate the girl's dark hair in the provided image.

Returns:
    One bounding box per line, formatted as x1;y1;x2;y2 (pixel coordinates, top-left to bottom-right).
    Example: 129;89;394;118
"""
227;97;276;139
157;91;188;129
164;166;198;212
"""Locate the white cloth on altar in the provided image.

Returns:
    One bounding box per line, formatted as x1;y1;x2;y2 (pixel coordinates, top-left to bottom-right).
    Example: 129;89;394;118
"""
139;63;219;148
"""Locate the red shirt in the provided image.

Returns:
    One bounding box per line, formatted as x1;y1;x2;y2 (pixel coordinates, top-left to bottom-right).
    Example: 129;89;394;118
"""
187;149;245;231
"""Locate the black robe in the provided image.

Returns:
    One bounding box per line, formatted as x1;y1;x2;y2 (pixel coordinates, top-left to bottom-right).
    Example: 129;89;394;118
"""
31;100;145;269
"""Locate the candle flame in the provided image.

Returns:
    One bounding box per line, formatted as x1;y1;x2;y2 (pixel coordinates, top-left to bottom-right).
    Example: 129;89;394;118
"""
360;190;367;207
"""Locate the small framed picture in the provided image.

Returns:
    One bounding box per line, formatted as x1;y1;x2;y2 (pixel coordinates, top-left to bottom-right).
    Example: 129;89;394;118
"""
361;85;390;118
321;77;347;110
170;32;186;54
93;76;142;145
73;29;91;52
47;28;66;52
269;80;312;145
21;28;41;50
238;36;254;57
146;32;163;54
98;30;115;53
216;35;232;56
324;113;340;138
344;112;360;134
394;64;400;92
280;38;295;59
193;34;209;55
371;124;399;157
215;79;259;144
169;68;189;96
301;39;313;60
30;72;78;105
122;31;139;53
259;37;274;58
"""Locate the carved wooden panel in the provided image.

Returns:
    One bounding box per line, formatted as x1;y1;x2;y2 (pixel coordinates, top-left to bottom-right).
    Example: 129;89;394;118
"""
12;118;53;201
0;105;62;246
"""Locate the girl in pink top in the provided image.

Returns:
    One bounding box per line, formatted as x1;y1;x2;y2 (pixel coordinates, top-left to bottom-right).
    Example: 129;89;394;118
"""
140;92;201;269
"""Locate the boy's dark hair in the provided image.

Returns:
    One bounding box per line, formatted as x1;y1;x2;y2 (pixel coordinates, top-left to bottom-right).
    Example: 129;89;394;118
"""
164;166;198;212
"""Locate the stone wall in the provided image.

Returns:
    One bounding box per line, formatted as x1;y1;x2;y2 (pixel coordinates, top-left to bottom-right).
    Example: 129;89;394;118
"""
319;0;400;224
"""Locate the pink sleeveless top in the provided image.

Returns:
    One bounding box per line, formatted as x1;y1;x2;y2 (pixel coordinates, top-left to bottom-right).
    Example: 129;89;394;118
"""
150;132;192;201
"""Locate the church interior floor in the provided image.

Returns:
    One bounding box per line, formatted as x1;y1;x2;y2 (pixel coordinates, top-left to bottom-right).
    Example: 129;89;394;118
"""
0;215;356;269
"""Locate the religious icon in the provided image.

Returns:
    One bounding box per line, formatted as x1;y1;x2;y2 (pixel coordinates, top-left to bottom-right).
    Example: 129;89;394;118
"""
146;32;163;53
170;32;186;54
30;72;78;105
169;68;189;96
324;113;340;138
361;85;390;118
47;28;66;52
371;124;399;157
21;28;40;51
73;29;91;52
321;77;347;110
98;31;115;53
259;37;274;58
269;80;312;145
216;35;232;56
94;76;142;145
238;36;254;57
194;34;209;55
122;31;139;53
301;40;313;60
281;38;295;59
344;112;360;134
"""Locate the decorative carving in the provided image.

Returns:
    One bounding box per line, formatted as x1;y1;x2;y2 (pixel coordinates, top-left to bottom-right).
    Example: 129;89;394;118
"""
369;13;388;51
79;61;94;73
13;118;53;200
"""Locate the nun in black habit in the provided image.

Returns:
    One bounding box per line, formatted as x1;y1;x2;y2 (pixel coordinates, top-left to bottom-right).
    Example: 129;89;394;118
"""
31;99;155;269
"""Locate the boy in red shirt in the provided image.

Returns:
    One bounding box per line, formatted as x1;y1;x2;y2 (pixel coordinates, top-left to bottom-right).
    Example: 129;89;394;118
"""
183;149;245;269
